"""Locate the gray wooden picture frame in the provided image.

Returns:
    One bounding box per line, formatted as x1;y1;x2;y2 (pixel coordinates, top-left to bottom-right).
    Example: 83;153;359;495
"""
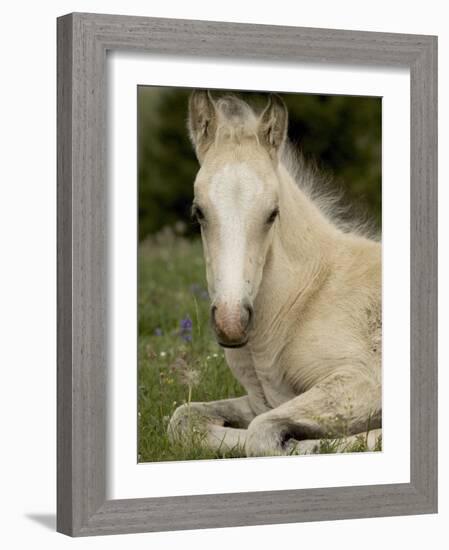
57;12;438;537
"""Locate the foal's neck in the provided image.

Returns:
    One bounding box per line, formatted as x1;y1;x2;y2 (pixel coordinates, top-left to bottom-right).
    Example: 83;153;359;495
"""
278;165;334;265
254;164;336;323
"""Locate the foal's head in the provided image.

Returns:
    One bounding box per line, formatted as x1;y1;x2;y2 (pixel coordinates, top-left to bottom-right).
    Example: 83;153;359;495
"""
188;91;288;348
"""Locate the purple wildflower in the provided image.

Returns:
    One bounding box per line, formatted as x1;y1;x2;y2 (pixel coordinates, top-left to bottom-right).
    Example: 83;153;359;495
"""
179;316;193;342
180;317;193;331
154;327;163;336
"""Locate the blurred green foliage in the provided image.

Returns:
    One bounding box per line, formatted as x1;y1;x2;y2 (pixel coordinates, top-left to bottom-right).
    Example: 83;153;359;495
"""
138;87;381;240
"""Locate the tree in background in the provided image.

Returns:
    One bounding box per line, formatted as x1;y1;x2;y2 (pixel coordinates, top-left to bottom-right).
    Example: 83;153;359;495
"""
138;87;381;240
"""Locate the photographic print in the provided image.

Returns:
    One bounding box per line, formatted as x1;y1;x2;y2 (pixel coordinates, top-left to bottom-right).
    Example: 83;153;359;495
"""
57;15;437;534
137;87;382;463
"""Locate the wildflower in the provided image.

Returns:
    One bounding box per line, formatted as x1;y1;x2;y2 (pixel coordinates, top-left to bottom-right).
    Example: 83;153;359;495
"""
181;368;200;388
180;317;192;331
179;316;193;342
169;356;200;388
168;355;188;374
145;344;157;360
160;351;167;357
154;327;163;336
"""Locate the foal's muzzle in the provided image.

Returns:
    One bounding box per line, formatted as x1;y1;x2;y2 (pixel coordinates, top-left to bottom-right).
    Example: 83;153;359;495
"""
211;300;253;348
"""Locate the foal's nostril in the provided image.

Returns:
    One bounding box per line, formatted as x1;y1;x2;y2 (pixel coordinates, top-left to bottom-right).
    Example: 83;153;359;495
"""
241;303;253;330
211;304;217;326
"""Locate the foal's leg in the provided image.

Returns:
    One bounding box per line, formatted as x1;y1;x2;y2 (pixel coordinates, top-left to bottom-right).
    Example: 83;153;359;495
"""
168;395;256;452
287;428;382;455
205;425;248;451
245;370;381;457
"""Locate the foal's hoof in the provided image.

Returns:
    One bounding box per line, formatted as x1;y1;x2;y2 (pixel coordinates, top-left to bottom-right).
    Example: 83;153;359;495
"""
167;403;209;444
283;438;320;455
245;416;285;457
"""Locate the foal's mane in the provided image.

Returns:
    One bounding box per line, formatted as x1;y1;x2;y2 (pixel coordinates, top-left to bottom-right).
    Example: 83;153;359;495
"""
213;94;379;240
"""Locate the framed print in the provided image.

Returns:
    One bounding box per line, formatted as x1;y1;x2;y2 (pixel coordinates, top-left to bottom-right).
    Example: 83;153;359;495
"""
57;13;437;536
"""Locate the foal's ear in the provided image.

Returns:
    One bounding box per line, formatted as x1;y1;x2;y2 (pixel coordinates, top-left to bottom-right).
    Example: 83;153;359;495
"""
188;90;218;163
258;94;288;161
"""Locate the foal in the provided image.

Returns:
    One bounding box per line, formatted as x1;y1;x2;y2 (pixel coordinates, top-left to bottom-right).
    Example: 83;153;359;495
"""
168;91;382;456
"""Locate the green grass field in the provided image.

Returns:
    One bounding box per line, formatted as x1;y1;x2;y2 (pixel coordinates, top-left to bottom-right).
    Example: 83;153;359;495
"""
138;229;381;462
138;229;246;462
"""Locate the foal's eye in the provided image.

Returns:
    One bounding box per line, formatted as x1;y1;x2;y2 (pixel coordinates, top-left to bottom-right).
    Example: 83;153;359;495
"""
266;207;279;225
192;204;206;223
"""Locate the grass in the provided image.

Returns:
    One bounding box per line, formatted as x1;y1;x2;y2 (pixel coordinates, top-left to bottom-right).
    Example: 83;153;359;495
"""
138;228;246;462
138;229;381;462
